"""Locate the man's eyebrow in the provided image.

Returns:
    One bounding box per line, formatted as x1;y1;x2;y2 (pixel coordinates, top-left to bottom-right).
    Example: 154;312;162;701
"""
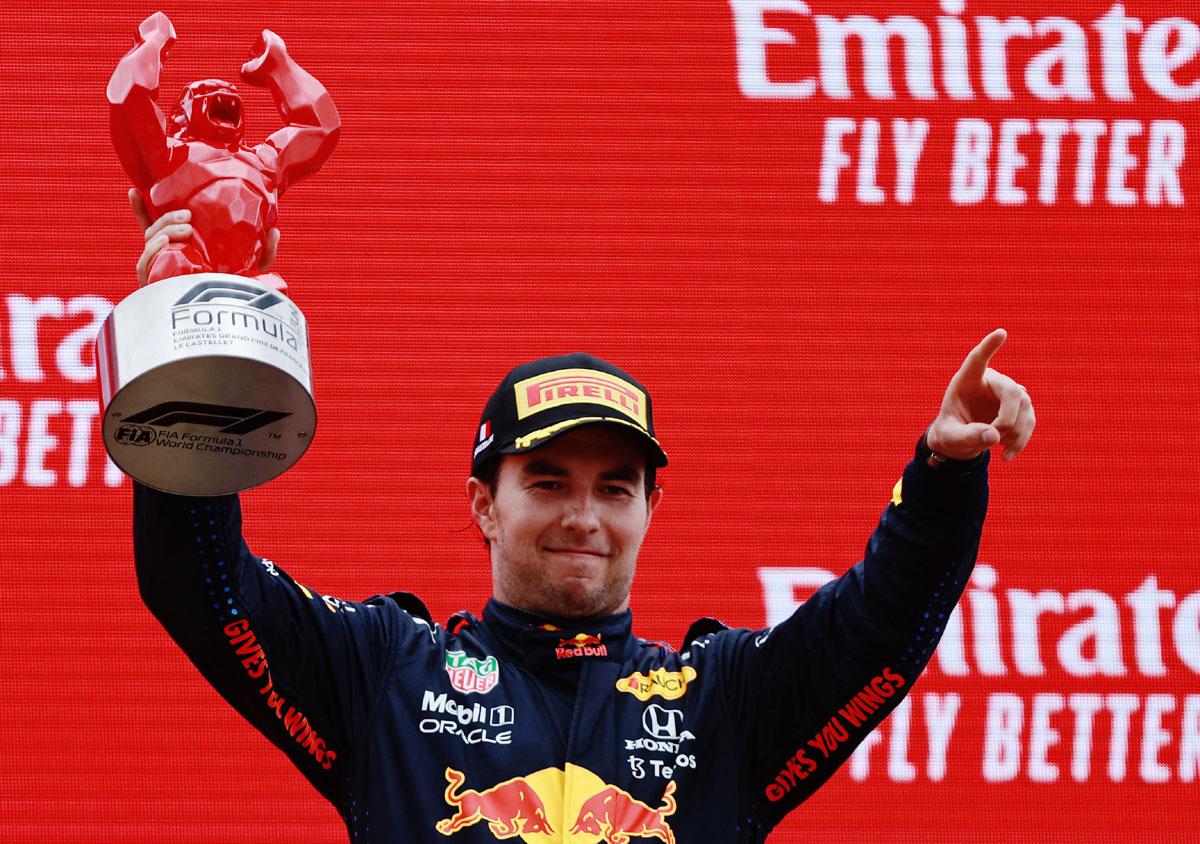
599;466;642;484
522;460;568;477
520;461;641;483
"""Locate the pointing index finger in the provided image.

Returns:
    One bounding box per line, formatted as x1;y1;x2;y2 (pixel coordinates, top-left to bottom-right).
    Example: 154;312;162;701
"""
957;328;1008;381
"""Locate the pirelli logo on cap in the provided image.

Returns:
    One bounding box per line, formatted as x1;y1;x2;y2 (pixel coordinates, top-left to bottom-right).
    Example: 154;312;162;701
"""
514;369;647;429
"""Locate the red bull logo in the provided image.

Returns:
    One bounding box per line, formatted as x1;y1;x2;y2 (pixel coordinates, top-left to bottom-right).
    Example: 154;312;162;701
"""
555;633;608;660
570;780;677;844
435;765;677;843
436;768;554;838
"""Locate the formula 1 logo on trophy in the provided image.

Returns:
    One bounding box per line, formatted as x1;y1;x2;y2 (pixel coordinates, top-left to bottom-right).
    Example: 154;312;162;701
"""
97;12;338;495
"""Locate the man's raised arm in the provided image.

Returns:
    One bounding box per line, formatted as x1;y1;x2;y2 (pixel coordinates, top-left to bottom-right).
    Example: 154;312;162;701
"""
132;483;411;804
703;331;1034;827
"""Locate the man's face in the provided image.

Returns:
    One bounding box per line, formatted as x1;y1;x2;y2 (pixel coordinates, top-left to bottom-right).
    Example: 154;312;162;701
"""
468;425;661;618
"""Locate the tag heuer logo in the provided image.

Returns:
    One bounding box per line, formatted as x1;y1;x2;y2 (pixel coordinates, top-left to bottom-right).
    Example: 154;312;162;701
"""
445;650;500;695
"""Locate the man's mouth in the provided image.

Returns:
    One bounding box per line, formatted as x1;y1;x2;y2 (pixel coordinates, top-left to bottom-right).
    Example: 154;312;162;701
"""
545;547;606;559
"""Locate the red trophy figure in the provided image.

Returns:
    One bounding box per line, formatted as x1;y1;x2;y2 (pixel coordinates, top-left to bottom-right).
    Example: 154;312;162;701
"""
97;12;339;495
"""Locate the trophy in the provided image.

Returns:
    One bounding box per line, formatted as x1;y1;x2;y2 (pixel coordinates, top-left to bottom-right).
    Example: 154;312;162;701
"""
97;12;339;496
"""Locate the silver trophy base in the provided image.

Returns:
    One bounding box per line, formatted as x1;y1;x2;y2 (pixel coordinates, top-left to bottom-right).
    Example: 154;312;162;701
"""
97;273;316;496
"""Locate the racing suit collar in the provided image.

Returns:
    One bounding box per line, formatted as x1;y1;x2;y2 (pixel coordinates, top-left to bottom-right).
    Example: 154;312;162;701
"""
481;598;633;672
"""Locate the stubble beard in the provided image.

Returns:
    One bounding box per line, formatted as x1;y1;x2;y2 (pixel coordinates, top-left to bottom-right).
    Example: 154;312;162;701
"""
496;547;635;619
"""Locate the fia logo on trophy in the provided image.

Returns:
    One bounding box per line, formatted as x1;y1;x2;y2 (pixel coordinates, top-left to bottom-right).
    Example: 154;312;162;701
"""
97;12;339;496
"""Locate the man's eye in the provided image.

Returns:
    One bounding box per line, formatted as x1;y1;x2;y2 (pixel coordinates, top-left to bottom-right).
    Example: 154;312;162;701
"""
601;485;634;497
531;480;561;491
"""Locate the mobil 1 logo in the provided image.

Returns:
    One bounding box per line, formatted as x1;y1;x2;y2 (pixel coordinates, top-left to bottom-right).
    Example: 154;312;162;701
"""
420;690;515;746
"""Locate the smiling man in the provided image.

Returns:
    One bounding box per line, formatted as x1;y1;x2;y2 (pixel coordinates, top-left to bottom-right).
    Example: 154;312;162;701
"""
131;190;1035;844
466;356;666;621
134;339;1033;842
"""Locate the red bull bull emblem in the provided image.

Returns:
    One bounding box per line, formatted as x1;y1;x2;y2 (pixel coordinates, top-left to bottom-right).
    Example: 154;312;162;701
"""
570;780;677;844
436;765;677;843
436;768;555;839
555;632;608;660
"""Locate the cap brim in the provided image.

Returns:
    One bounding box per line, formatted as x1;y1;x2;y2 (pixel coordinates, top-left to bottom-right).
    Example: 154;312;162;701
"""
501;415;668;467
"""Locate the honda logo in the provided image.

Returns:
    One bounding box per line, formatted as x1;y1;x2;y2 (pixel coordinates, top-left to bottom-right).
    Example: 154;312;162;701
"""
642;705;692;741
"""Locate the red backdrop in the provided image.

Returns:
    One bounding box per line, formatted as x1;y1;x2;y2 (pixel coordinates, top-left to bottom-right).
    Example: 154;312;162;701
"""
2;1;1197;840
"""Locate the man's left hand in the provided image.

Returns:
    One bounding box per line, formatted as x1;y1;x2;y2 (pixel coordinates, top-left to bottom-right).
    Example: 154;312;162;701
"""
926;329;1035;462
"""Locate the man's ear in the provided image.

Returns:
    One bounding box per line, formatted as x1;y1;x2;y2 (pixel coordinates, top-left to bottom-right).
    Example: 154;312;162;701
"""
645;486;663;528
466;476;496;540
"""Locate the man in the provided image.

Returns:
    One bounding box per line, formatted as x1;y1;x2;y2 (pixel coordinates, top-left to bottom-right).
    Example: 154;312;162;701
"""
132;206;1034;841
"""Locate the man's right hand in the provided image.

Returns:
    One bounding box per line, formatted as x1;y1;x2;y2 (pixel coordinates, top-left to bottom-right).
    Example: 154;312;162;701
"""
131;189;279;287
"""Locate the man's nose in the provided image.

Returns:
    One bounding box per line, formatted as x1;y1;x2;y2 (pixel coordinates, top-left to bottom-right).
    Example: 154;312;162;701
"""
560;493;600;532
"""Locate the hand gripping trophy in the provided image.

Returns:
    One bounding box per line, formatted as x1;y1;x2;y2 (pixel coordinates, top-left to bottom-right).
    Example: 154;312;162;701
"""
97;12;339;496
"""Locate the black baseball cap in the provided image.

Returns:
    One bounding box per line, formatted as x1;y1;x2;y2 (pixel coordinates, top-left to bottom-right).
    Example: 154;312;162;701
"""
471;353;668;477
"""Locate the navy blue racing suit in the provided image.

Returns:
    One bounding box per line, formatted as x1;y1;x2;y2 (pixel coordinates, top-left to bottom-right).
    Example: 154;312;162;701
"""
133;438;987;842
